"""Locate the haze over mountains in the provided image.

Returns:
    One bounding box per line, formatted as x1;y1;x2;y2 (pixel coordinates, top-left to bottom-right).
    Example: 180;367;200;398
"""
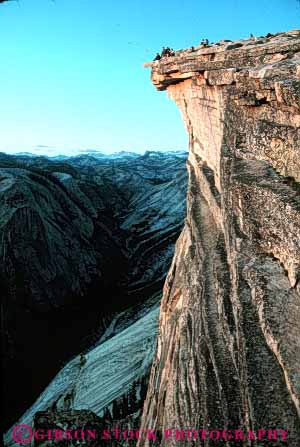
4;147;187;159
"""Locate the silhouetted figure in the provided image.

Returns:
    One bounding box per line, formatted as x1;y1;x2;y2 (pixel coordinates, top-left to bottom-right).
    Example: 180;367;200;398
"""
200;38;209;47
160;47;175;58
64;393;73;410
80;353;87;367
166;47;175;56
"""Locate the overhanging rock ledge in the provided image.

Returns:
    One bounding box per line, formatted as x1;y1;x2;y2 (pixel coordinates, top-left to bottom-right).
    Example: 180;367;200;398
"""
138;30;300;447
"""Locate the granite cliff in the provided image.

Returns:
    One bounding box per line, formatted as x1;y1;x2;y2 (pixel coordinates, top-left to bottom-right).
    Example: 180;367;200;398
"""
139;30;300;446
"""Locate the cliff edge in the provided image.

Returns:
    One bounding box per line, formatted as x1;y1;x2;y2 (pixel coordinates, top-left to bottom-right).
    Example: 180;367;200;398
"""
139;30;300;446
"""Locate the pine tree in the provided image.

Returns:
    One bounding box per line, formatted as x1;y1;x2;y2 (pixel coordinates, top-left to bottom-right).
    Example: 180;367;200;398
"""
128;381;137;413
121;394;128;417
112;399;120;420
103;406;112;423
140;375;149;401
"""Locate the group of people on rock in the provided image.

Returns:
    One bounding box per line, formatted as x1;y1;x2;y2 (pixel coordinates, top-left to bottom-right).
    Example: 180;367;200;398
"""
251;32;273;39
152;31;276;62
153;46;176;61
153;38;211;60
200;38;209;47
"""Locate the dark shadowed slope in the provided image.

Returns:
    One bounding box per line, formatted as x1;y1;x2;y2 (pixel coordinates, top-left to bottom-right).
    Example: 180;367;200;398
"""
1;151;187;431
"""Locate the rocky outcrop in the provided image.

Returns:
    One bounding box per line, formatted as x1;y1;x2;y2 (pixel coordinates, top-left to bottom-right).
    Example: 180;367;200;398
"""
4;305;159;447
1;151;187;431
139;31;300;446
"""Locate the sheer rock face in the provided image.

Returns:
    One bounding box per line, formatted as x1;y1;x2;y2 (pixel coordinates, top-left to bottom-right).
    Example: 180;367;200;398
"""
139;31;300;446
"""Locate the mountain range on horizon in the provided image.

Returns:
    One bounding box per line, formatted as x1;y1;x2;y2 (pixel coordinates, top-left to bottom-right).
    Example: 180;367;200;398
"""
1;147;188;160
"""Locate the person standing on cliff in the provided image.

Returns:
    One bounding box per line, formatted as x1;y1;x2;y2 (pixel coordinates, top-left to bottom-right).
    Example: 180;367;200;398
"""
200;38;209;47
80;353;87;367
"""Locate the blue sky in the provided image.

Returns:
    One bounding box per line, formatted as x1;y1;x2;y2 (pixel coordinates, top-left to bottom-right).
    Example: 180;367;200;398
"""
0;0;299;156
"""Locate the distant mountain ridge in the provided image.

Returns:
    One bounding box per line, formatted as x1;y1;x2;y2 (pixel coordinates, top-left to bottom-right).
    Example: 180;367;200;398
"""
6;148;188;161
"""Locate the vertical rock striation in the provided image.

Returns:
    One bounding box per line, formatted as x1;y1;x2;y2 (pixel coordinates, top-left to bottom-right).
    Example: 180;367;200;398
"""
139;31;300;446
